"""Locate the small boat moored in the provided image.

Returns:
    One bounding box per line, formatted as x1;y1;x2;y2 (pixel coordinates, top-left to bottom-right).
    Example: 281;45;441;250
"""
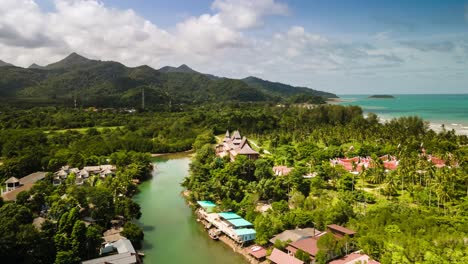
208;229;220;240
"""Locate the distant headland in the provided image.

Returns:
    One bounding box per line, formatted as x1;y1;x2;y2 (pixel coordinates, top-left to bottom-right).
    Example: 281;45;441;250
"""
368;95;395;99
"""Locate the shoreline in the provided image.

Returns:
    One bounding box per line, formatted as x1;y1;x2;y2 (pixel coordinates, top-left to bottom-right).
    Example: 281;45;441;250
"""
376;116;468;136
150;149;194;157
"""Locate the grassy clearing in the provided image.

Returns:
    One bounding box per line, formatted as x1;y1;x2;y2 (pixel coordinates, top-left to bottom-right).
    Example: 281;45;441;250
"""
44;126;123;134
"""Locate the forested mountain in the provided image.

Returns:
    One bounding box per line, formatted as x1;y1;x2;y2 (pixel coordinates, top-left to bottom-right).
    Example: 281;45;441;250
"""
242;76;337;98
0;60;13;67
28;63;45;69
158;64;198;74
0;53;337;108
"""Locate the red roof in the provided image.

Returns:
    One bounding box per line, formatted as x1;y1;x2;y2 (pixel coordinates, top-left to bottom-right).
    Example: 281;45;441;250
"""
327;224;356;236
287;237;319;256
268;248;304;264
249;246;266;259
329;253;371;264
383;160;398;170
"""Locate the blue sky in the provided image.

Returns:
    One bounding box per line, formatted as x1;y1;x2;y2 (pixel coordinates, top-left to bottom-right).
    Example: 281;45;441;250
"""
2;0;468;94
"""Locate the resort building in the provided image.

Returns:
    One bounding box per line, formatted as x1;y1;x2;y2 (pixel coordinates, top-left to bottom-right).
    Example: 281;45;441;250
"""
215;130;260;161
269;228;323;244
273;166;293;176
327;224;356;239
53;164;117;185
197;201;257;244
329;252;380;264
330;155;399;173
268;248;304;264
248;245;267;262
286;237;320;262
82;238;140;264
1;172;47;201
197;200;217;213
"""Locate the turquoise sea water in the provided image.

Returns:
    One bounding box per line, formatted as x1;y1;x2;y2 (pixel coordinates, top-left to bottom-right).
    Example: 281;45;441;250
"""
337;94;468;135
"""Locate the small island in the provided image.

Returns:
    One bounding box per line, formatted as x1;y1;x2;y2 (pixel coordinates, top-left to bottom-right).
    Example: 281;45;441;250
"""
368;94;395;99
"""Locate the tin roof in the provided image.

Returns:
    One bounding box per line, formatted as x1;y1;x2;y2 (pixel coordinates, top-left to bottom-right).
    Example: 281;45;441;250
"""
218;212;242;220
268;248;304;264
227;218;253;227
197;201;216;208
234;228;256;236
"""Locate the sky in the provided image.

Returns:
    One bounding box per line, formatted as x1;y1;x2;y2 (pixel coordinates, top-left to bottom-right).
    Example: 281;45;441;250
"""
1;0;468;94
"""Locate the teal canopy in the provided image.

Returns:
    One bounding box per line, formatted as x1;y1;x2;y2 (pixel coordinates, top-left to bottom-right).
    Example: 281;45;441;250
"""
197;201;216;208
234;228;256;236
218;212;242;220
227;218;253;228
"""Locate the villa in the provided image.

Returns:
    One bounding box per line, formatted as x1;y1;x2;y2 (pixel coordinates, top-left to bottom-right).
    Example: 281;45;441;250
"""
273;166;293;176
330;155;399;173
82;238;140;264
196;201;257;245
2;172;47;201
215;130;259;161
329;252;380;264
53;164;117;185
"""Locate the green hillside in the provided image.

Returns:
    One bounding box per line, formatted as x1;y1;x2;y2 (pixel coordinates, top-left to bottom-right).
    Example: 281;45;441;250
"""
0;53;338;108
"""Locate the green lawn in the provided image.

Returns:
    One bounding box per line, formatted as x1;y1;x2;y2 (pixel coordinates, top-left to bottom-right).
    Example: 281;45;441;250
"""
44;126;123;134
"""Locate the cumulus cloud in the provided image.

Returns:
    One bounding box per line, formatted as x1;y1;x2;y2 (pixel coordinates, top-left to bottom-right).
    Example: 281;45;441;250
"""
400;40;455;52
211;0;288;29
0;0;466;94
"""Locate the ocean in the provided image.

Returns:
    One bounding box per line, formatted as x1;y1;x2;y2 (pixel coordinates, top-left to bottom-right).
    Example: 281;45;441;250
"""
336;94;468;135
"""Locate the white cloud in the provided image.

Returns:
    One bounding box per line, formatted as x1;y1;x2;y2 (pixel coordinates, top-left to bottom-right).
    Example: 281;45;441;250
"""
211;0;288;29
0;0;466;94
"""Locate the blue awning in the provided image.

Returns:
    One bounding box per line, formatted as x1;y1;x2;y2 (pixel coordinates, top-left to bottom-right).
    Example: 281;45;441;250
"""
234;228;256;236
218;212;242;220
197;201;216;208
227;218;253;227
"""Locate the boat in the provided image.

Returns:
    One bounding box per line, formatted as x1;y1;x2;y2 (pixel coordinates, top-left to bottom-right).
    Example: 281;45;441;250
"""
208;229;220;240
251;246;262;252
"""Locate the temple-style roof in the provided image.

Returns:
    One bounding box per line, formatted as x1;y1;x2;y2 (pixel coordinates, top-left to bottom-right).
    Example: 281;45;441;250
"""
238;143;259;155
231;130;241;140
225;130;230;138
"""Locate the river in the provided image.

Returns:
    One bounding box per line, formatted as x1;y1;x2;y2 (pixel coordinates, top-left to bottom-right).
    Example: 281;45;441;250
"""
133;153;248;264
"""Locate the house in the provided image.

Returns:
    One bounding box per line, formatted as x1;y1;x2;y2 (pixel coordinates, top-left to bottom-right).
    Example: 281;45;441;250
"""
329;252;380;264
82;238;140;264
248;245;267;262
5;177;20;192
200;210;257;244
327;224;356;239
330;156;399;173
1;172;47;201
269;248;304;264
273;166;293;176
197;200;217;213
286;237;320;261
215;130;260;161
269;228;323;244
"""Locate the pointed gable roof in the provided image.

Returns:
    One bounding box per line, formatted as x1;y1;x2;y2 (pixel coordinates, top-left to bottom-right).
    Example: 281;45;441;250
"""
225;130;230;138
238;141;259;155
232;130;241;140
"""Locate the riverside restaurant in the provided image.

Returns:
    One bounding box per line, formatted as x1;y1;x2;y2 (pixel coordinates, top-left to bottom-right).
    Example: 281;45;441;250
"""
196;201;256;244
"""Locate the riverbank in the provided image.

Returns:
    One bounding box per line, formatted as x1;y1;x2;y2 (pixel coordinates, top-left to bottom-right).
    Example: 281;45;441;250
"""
134;154;248;264
150;149;194;157
218;235;268;264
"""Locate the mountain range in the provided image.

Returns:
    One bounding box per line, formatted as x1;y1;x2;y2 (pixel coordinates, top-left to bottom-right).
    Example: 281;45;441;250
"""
0;53;337;108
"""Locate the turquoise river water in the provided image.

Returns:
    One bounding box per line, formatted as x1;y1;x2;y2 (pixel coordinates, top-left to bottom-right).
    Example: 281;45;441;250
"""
133;153;247;264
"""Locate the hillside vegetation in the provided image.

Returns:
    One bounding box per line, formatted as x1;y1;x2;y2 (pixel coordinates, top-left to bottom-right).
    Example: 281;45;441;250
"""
0;53;337;108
